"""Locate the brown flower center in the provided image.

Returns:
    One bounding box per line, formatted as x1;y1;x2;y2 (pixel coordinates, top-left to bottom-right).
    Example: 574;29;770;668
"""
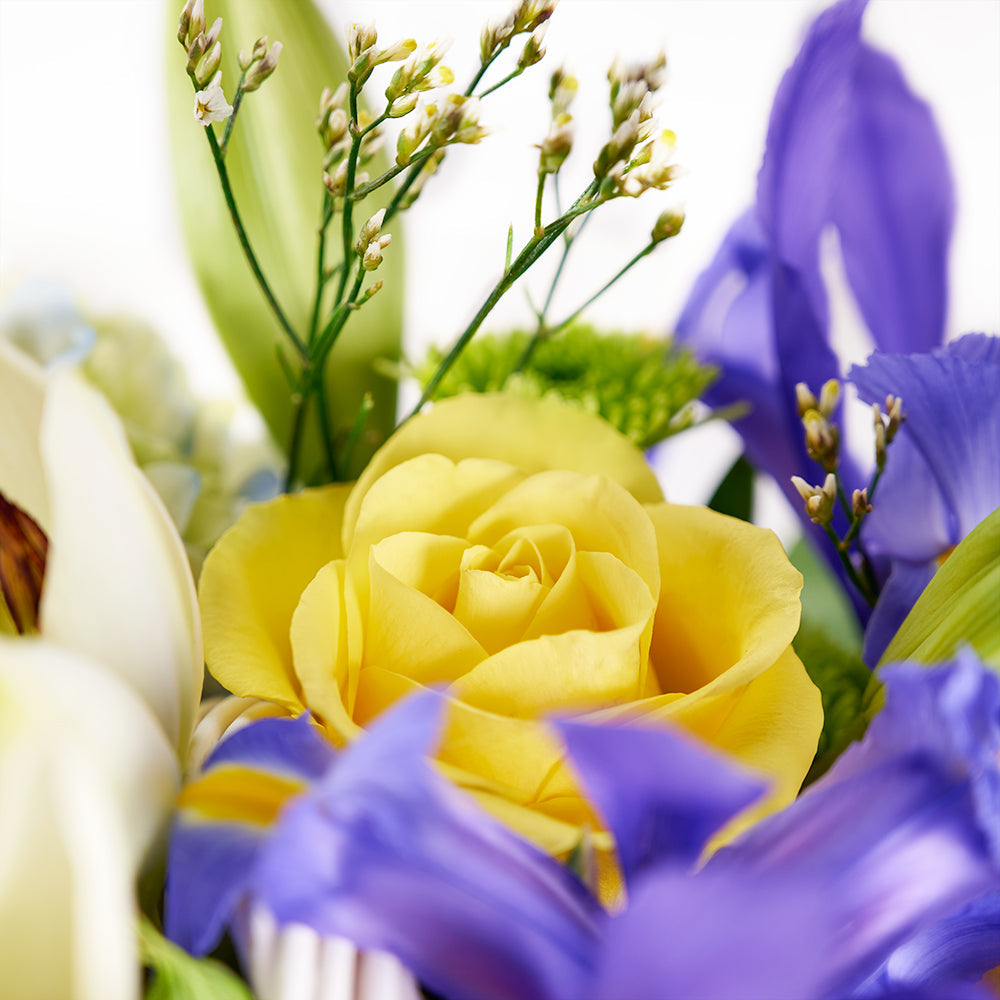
0;490;48;635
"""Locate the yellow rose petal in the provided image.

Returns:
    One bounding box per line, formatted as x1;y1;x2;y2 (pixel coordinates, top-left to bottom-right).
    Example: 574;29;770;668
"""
471;470;661;600
664;646;821;829
344;394;664;543
366;548;487;685
645;503;802;695
452;566;547;655
199;485;350;710
345;455;523;667
290;560;360;746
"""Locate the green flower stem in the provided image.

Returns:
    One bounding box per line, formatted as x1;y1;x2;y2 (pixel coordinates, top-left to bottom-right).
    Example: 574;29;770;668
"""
335;84;364;306
534;172;546;232
284;389;311;490
514;235;654;375
219;69;249;156
478;65;524;99
351;147;439;201
409;182;602;417
314;378;338;480
308;192;335;344
823;522;876;606
337;392;374;480
203;126;307;360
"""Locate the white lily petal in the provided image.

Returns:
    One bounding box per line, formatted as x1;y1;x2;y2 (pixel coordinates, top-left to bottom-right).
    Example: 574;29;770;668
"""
0;638;179;864
38;371;203;752
0;338;50;530
0;639;177;1000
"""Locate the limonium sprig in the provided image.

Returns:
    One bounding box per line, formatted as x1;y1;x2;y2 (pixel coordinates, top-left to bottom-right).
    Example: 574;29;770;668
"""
176;0;686;490
790;377;906;606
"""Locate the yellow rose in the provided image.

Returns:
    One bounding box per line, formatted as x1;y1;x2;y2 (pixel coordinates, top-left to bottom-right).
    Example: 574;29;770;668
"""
200;394;821;856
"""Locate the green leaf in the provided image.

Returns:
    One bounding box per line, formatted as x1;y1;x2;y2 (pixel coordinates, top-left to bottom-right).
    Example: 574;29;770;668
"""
794;621;872;783
139;919;252;1000
166;0;404;480
708;455;753;522
880;505;1000;670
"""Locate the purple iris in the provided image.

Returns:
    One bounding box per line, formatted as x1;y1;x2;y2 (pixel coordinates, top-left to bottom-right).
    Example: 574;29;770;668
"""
165;651;1000;999
674;0;957;625
848;335;1000;663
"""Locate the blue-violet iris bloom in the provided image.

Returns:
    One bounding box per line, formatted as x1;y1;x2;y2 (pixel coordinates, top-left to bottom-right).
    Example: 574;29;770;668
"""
166;651;1000;1000
674;0;955;626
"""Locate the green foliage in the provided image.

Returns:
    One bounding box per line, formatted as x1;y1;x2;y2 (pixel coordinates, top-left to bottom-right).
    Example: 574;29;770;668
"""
139;919;252;1000
708;455;754;522
880;505;1000;671
166;0;404;481
416;324;716;448
789;537;870;782
795;621;873;784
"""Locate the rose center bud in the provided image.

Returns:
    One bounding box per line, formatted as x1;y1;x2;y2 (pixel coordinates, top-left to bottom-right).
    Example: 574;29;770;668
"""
0;490;48;635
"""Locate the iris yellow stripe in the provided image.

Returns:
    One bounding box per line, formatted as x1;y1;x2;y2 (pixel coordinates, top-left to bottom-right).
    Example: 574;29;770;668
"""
178;766;306;825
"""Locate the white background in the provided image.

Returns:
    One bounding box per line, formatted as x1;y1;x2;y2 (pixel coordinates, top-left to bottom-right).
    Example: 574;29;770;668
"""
1;0;998;515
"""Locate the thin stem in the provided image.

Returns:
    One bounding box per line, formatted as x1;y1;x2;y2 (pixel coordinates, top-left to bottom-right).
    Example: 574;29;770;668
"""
534;173;546;232
823;524;876;606
203;127;307;359
314;379;338;481
514;228;648;376
409;181;601;417
351;147;439;201
335;85;363;305
477;66;524;99
284;390;311;491
308;192;335;344
219;69;248;156
553;240;656;332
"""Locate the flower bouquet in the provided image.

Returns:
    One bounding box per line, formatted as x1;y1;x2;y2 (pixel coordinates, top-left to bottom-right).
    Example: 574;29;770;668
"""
1;0;998;997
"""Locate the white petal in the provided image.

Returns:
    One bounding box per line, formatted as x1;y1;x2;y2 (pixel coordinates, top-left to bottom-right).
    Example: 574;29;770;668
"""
38;371;203;752
0;338;50;530
0;639;177;1000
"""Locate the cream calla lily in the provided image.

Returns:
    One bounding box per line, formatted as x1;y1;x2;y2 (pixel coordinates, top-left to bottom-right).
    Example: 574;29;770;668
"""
0;338;203;996
0;640;178;1000
0;337;203;753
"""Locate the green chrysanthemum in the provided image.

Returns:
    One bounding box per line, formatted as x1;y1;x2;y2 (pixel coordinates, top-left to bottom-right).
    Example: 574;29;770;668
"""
416;324;717;449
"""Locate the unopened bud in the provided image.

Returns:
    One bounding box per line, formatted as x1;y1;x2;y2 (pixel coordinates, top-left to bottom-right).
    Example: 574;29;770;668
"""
195;40;222;87
238;48;251;71
348;21;378;63
252;36;269;60
388;92;420;118
818;378;840;418
365;280;384;299
792;472;837;525
243;41;281;92
651;209;684;243
355;209;387;255
518;26;547;70
795;382;819;418
202;16;222;51
852;488;872;518
189;0;206;40
884;394;904;442
873;403;887;470
362;234;392;271
178;0;195;45
514;0;557;33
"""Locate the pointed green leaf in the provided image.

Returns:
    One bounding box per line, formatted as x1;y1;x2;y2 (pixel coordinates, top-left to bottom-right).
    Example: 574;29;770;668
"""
139;918;252;1000
880;506;1000;670
708;454;754;522
166;0;404;480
